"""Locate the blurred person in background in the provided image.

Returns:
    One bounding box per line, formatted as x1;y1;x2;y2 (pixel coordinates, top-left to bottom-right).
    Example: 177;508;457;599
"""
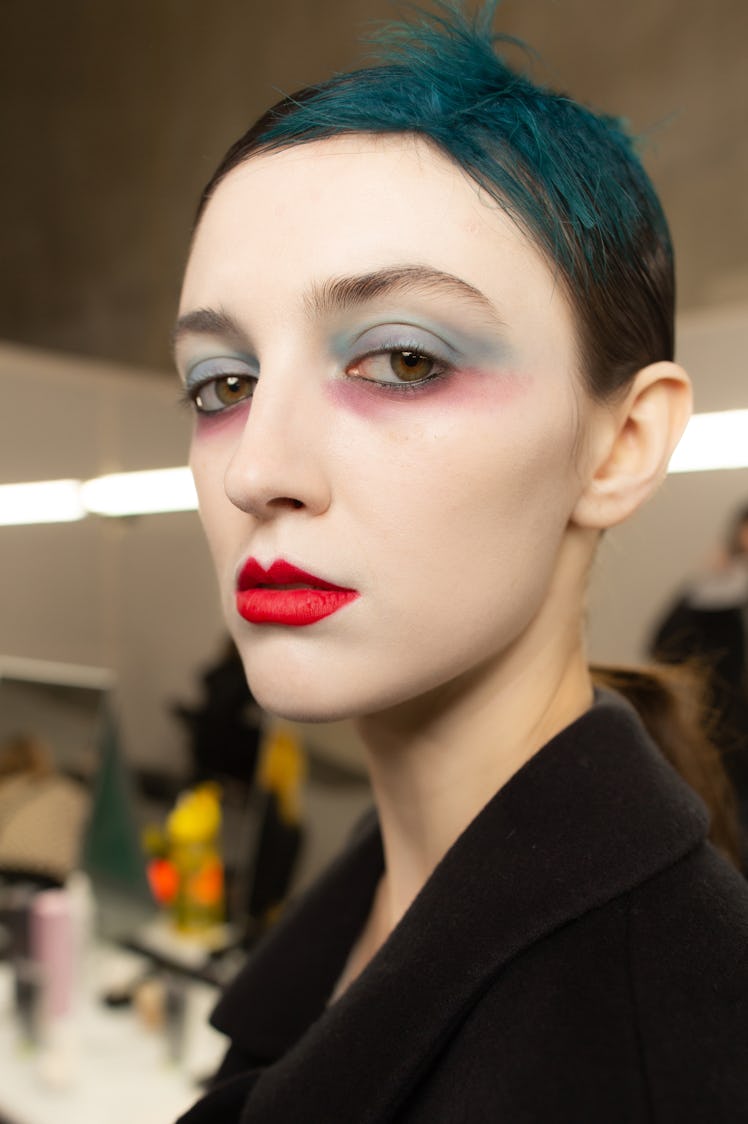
652;502;748;856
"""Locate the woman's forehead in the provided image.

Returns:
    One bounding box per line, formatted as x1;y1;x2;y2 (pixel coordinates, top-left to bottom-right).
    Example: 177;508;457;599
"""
185;134;559;310
216;131;462;187
199;134;489;240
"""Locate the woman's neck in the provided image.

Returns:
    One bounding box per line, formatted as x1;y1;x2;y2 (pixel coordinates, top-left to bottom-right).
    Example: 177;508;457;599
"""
355;619;593;941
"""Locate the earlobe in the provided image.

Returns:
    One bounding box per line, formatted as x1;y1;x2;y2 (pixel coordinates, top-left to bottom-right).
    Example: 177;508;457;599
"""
571;361;692;531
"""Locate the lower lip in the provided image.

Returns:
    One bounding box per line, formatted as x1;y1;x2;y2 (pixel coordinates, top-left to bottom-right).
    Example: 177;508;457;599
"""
235;588;359;626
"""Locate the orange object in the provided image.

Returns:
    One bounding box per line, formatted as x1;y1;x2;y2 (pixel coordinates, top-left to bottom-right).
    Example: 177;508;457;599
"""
147;857;179;905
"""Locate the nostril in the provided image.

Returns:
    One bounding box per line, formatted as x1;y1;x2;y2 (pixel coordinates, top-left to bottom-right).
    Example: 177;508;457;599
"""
265;496;305;511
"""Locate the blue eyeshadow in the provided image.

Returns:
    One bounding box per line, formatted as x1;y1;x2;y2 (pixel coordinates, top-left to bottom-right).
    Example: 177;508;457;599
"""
184;352;259;391
331;312;510;368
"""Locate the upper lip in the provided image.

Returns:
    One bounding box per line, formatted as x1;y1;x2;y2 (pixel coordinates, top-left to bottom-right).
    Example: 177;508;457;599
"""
237;558;353;592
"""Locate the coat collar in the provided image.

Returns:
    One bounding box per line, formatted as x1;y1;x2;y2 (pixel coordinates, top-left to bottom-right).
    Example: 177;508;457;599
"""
210;692;708;1123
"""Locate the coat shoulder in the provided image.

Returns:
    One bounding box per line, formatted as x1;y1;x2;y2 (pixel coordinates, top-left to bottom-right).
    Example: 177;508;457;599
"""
628;843;748;1119
400;844;748;1123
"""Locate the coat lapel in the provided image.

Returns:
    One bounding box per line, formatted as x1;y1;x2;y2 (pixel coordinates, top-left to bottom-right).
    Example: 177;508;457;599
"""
212;694;708;1123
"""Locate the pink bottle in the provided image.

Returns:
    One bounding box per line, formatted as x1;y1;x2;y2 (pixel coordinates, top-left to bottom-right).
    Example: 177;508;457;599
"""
30;888;76;1085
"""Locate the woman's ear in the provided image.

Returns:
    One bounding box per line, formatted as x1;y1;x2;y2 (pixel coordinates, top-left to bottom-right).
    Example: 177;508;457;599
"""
571;361;692;530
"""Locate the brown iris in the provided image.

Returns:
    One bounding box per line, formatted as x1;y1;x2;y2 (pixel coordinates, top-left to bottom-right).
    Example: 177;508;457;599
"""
198;375;254;410
390;351;433;382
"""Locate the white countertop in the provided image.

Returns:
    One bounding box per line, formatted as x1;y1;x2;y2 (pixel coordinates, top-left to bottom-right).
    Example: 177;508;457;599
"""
0;944;227;1124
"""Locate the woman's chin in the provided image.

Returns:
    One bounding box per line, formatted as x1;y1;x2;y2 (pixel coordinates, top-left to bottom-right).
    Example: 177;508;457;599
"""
243;672;412;727
258;697;357;725
242;673;363;725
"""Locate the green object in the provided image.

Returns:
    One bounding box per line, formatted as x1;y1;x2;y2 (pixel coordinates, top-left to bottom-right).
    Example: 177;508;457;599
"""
82;698;150;900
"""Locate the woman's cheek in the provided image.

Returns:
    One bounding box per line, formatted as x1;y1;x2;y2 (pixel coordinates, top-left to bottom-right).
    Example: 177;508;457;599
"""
190;404;250;525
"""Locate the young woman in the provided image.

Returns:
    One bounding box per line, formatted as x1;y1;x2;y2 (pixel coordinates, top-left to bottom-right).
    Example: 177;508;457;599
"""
174;7;748;1120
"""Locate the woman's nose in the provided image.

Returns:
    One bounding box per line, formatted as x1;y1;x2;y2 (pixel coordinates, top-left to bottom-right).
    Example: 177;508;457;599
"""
222;368;331;521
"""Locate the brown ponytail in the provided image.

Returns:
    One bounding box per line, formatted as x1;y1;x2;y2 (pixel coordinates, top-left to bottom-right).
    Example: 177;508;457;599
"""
590;662;742;868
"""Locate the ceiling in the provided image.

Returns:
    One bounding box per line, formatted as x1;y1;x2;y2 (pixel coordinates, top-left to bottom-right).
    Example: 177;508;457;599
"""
2;0;746;374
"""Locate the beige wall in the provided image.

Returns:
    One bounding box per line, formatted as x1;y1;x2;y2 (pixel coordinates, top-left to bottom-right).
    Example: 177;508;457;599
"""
1;305;746;773
0;343;222;775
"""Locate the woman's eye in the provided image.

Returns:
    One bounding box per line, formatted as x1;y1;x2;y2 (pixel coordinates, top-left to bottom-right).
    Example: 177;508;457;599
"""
346;349;444;386
192;374;256;413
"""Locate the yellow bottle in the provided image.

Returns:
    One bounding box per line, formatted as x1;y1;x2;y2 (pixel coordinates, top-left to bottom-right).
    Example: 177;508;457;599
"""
167;783;224;934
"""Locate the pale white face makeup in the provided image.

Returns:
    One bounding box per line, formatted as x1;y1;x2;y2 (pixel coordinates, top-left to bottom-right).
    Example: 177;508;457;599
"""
176;135;600;722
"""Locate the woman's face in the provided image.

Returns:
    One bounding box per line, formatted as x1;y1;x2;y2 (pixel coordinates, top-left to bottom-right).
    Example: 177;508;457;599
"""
177;135;600;722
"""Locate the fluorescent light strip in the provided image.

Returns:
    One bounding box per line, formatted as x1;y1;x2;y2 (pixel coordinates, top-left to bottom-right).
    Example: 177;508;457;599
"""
0;479;86;525
80;467;197;517
668;409;748;474
0;408;745;527
0;468;197;526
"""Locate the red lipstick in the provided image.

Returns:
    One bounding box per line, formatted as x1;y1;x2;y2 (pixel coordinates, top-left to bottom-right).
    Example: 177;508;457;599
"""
236;559;359;626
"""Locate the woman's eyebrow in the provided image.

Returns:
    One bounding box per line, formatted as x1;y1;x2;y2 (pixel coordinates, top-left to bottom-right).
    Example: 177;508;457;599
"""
305;265;505;327
172;267;504;353
171;307;246;353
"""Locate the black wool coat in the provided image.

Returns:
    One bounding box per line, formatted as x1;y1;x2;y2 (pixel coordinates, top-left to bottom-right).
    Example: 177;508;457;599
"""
178;693;748;1123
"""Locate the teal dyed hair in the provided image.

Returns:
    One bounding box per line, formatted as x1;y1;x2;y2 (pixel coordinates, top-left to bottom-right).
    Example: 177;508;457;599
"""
197;3;675;399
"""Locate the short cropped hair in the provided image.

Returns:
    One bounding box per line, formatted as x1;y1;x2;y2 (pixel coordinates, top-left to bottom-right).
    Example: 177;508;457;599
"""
197;2;675;401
